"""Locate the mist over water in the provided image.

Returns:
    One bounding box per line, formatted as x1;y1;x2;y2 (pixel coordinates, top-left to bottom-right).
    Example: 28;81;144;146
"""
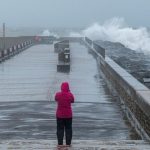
70;18;150;53
41;29;59;38
41;30;50;36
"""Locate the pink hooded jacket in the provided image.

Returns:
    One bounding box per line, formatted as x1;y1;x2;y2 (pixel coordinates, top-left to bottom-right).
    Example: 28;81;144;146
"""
55;82;74;118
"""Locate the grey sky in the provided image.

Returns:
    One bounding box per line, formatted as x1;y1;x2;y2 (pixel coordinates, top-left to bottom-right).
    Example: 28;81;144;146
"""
0;0;149;28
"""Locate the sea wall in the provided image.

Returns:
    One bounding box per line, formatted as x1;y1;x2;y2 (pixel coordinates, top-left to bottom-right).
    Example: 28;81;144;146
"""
0;36;35;50
0;37;34;62
84;37;150;141
0;36;55;63
58;37;83;42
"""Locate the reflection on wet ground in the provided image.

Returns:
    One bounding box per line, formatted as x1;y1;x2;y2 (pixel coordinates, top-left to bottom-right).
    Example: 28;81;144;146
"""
0;44;139;140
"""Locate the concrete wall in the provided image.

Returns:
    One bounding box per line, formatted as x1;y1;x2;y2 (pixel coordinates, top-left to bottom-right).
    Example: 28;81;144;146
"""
58;37;83;42
54;40;69;53
85;37;105;58
0;36;55;51
0;36;55;63
85;37;93;45
34;36;55;44
0;37;34;62
55;40;70;72
93;42;105;59
84;38;150;141
0;36;35;51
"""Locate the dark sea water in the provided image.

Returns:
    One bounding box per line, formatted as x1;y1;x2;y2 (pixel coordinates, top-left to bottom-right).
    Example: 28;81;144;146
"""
95;40;150;89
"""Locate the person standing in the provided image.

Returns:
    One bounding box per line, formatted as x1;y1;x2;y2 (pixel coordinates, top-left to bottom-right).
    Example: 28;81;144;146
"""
55;82;74;147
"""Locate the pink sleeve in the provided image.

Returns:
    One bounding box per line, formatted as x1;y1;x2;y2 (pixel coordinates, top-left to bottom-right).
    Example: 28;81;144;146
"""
55;93;59;102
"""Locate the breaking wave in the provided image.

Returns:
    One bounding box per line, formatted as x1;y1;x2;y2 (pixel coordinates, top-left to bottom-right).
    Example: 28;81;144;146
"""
41;29;59;38
70;17;150;53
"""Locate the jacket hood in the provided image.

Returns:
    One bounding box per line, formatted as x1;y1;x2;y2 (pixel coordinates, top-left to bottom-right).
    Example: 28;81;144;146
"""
61;82;70;92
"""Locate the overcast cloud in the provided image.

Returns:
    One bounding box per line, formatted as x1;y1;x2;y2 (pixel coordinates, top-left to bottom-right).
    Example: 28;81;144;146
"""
0;0;149;28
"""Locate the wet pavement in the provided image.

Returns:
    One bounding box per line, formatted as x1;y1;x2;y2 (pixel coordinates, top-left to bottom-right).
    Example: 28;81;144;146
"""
1;140;150;150
0;43;138;140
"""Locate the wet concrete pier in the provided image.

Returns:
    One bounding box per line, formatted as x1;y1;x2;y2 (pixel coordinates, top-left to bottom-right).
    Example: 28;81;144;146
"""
0;43;137;140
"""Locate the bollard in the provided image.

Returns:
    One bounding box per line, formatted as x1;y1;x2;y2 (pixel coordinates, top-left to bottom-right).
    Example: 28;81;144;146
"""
7;48;10;58
0;51;2;62
4;49;8;60
1;50;4;61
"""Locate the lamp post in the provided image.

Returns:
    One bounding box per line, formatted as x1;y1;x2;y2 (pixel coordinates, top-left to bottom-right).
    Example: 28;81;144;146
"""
3;23;6;50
